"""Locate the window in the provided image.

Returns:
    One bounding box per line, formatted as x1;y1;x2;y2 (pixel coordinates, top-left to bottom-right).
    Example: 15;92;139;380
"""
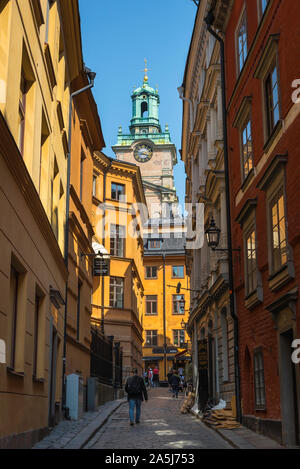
245;229;257;294
254;349;266;409
259;0;269;18
148;239;162;250
33;286;45;379
241;119;253;180
39;110;50;196
77;280;82;341
270;191;287;272
33;293;40;377
9;266;19;369
51;158;59;239
111;183;125;201
92;175;97;198
109;277;124;308
80;151;85;202
145;330;158;347
110;225;126;257
172;266;184;278
45;0;55;44
18;70;27;156
172;295;185;315
173;330;185;347
146;296;158;315
236;12;248;74
265;63;280;136
145;266;157;279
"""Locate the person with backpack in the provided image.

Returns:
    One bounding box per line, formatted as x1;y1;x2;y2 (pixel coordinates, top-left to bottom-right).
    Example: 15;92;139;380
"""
170;369;181;398
125;369;148;426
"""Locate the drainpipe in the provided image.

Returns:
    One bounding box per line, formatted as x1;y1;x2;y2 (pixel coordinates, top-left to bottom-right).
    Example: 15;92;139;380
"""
163;253;167;379
101;160;113;334
204;11;242;423
62;69;96;415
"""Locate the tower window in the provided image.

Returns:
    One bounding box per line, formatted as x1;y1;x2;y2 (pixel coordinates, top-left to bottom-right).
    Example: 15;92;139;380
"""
141;101;148;118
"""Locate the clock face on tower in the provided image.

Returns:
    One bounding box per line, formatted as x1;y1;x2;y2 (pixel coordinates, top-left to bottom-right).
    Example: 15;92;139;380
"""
134;143;153;163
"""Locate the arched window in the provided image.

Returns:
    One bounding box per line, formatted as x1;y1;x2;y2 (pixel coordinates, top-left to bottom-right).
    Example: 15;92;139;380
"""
141;101;148;118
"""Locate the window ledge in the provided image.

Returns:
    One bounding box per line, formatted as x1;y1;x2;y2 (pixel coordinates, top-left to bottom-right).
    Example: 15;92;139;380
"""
245;288;263;310
241;168;255;193
268;263;295;292
33;376;46;384
7;367;25;378
263;120;282;153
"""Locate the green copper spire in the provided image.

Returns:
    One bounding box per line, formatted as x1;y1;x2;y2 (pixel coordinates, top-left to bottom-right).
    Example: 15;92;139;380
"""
113;61;173;146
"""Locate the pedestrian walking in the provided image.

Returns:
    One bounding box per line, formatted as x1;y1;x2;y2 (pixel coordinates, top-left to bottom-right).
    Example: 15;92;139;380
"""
170;369;181;398
144;370;149;387
178;366;184;377
125;369;148;426
152;366;159;387
167;368;173;392
148;368;153;387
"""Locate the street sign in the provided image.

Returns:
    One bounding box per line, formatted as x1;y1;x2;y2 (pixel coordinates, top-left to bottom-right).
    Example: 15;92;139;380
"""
93;257;110;277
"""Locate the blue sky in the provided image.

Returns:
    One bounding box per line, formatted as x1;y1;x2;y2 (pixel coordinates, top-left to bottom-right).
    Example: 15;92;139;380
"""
78;0;197;207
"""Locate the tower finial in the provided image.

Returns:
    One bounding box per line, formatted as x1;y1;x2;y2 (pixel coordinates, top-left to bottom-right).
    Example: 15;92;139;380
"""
143;58;150;83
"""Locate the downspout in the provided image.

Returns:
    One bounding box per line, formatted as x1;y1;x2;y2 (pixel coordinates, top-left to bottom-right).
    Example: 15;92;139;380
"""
101;160;113;334
163;253;167;379
204;11;242;423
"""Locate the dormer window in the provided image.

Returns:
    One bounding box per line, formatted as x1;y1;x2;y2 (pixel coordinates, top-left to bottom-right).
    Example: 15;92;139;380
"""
148;240;162;250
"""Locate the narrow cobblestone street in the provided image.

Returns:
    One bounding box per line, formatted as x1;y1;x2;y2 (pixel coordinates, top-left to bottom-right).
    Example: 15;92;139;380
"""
83;388;231;450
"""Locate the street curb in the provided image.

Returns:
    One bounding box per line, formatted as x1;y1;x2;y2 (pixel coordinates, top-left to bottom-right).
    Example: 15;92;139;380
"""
189;409;237;449
64;399;127;449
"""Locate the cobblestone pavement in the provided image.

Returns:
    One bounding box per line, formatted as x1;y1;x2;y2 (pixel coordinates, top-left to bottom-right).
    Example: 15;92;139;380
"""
84;388;232;450
33;399;124;449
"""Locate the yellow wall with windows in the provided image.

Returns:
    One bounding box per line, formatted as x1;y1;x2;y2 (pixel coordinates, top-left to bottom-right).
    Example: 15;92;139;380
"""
92;154;146;378
142;255;190;381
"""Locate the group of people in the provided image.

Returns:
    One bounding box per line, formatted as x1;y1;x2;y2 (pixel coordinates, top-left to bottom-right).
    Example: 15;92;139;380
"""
167;367;186;398
144;366;159;388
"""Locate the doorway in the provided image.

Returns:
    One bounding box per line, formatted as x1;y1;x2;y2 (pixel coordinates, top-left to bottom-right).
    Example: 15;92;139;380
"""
279;329;299;446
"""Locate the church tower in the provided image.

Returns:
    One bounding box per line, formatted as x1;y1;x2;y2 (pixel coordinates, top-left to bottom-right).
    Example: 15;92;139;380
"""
112;61;179;219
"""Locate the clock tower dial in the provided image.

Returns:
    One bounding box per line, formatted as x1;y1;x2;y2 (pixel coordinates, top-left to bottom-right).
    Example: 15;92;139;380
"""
134;143;153;163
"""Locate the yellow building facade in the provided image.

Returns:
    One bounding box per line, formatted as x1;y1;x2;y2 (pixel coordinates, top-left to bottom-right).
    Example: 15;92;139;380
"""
92;153;146;379
142;228;190;381
0;0;85;447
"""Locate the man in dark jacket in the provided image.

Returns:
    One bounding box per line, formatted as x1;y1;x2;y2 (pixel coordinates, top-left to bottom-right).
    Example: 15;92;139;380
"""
170;369;181;398
125;369;148;425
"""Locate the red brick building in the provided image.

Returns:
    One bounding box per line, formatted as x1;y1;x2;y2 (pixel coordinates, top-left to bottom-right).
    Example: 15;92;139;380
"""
210;0;300;445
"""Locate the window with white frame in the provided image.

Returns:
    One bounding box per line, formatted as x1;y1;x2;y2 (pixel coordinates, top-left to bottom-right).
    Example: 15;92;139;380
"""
254;349;266;409
109;277;124;308
110;224;126;257
145;330;158;347
145;296;158;316
236;11;248;74
265;62;280;137
270;190;287;273
173;330;185;347
241;119;253;180
245;228;257;295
